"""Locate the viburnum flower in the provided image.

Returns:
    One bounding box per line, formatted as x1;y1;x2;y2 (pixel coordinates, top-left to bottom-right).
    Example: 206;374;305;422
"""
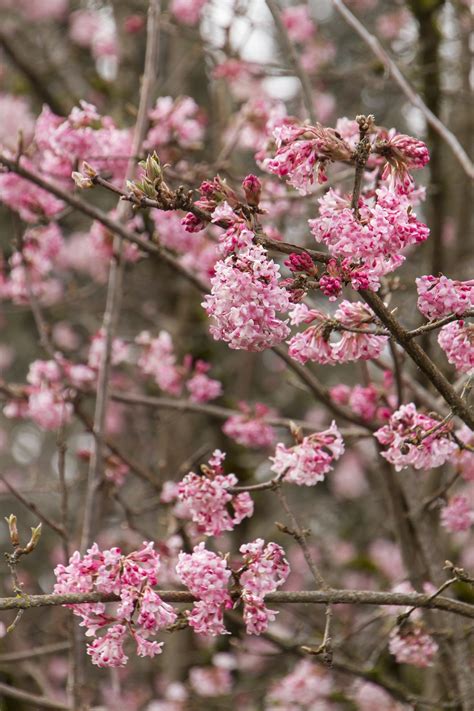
378;132;430;191
175;542;232;636
330;383;381;422
352;681;408;710
440;496;473;533
309;187;429;290
177;450;254;536
265;121;352;194
281;5;316;43
389;623;438;668
189;664;233;697
416;275;474;319
374;403;458;471
88;329;129;371
54;542;177;667
270;421;344;486
239;539;290;634
145;96;204;150
454;426;474;481
202;244;290;351
265;660;333;710
222;401;276;448
437;321;473;373
135;330;182;395
170;0;207;26
185;360;222;403
287;301;388;365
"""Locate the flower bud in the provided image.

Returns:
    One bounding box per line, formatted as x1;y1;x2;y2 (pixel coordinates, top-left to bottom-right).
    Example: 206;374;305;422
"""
242;174;262;206
25;523;42;553
5;514;19;547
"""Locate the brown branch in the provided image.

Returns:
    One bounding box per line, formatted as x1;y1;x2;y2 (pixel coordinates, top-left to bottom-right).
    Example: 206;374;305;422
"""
80;0;162;552
0;588;472;617
265;0;317;124
360;290;474;430
406;311;474;340
0;681;70;711
0;477;65;540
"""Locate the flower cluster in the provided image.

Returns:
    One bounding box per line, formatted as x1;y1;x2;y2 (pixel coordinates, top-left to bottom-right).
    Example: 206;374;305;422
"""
177;450;254;536
440;496;473;533
53;542;177;667
145;96;204;152
265;660;333;710
437;321;473;374
222;401;276;448
389;623;438;668
239;539;290;634
288;301;387;365
378;132;430;191
416;275;474;319
330;382;393;422
309;187;429;291
203;244;290;351
270;422;344;486
170;0;208;26
265;121;352;193
176;542;232;636
4;358;74;431
374;403;458;471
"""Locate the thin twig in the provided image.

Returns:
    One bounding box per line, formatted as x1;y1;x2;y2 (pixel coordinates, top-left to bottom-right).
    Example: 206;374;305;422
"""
332;0;474;179
265;0;316;123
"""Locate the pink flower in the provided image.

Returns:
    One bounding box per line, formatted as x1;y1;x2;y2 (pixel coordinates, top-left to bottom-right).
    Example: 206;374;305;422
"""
186;371;222;403
0;93;34;150
288;301;388;365
309;187;429;289
389;624;438;668
265;122;352;194
175;542;232;636
265;660;333;708
54;542;176;667
87;624;128;668
379;132;430;191
202;245;290;351
223;402;276;449
145;96;204;150
437;321;473;373
177;450;254;536
135;330;182;395
281;5;316;43
27;388;73;430
440;496;473;532
353;681;407;710
240;539;290;634
374;403;458;471
170;0;207;25
416;275;474;319
189;665;232;697
270;421;344;486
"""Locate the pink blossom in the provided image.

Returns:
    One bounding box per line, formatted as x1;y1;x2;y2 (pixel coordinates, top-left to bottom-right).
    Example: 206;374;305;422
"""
189;665;232;697
27;388;73;430
185;369;222;403
389;624;438;668
20;0;68;20
379;132;429;191
145;96;204;151
440;496;473;532
87;624;128;668
437;321;473;373
265;122;352;194
309;187;429;289
135;330;182;395
54;542;176;667
240;539;290;635
288;301;388;366
416;275;474;319
270;421;344;486
0;163;64;223
281;5;316;43
203;245;290;351
265;660;333;709
88;330;129;371
374;403;458;471
177;450;254;536
170;0;207;25
0;94;34;151
454;426;474;481
223;401;276;448
175;542;232;636
353;681;407;710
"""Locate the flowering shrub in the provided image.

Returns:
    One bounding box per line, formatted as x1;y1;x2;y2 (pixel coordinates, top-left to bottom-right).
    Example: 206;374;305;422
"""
0;1;472;708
